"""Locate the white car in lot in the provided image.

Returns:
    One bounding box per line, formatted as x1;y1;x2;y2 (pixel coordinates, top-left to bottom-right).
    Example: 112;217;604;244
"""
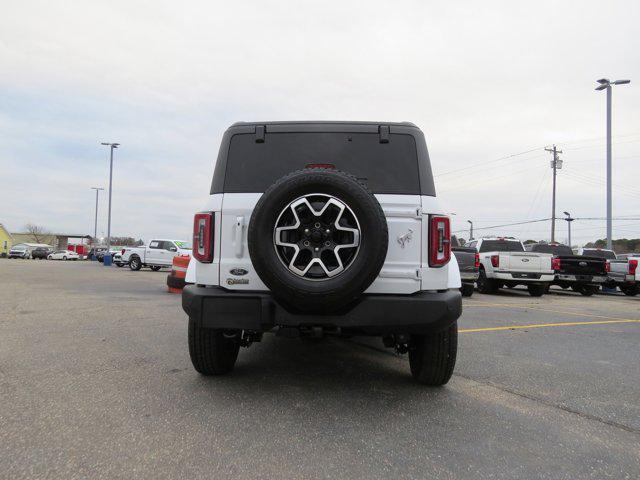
121;239;191;271
47;250;80;261
466;237;554;296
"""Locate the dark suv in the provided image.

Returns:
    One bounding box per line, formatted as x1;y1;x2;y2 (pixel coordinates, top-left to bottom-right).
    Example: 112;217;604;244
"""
31;247;52;259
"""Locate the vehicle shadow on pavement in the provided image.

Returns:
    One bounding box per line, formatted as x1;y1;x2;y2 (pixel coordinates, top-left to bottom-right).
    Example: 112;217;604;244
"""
188;335;447;404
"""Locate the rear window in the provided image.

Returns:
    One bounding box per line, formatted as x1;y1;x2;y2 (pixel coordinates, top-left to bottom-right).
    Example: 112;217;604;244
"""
222;132;420;194
479;240;524;253
582;249;616;259
531;244;573;256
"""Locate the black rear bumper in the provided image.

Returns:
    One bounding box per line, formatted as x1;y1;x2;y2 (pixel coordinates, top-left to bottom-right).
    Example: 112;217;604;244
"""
182;286;462;335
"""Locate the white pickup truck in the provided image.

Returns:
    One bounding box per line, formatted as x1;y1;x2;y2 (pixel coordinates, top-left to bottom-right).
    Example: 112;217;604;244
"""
465;237;554;296
121;239;191;271
601;251;639;296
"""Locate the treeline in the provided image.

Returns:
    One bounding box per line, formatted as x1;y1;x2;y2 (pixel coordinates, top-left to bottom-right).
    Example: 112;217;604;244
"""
585;238;640;253
91;236;144;246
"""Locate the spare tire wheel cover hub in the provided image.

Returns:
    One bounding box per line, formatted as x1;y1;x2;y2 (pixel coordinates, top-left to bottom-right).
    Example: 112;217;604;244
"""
273;193;361;280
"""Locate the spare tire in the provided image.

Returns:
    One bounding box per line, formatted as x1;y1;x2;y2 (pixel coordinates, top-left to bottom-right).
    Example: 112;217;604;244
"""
248;168;388;313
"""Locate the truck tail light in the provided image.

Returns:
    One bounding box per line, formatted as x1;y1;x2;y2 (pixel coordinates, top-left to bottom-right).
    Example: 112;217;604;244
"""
552;257;561;271
491;255;499;268
605;261;610;273
429;215;451;267
474;252;480;269
630;259;638;275
193;212;214;263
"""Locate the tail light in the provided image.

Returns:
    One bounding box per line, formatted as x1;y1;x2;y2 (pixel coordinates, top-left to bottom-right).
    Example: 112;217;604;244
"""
605;261;610;273
193;212;214;263
551;257;561;271
630;259;638;276
490;255;499;268
474;252;480;269
429;215;451;267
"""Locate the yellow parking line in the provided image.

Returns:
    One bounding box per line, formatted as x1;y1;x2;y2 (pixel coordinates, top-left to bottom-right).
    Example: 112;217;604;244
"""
459;319;640;333
465;302;639;322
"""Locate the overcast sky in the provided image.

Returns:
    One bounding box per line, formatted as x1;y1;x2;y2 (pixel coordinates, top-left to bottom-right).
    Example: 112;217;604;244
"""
1;0;638;246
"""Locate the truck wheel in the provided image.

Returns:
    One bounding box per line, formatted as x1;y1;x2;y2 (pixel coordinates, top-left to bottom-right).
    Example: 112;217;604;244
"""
248;168;388;313
409;323;458;386
527;284;546;297
579;285;598;296
476;268;497;294
188;319;240;375
620;284;639;296
129;256;142;271
460;283;474;297
150;266;162;272
571;285;581;293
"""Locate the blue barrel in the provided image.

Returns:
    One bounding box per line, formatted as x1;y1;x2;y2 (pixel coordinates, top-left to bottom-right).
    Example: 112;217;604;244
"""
103;254;112;266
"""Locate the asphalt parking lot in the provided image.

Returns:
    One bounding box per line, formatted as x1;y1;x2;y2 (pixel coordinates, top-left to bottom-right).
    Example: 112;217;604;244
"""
1;260;639;479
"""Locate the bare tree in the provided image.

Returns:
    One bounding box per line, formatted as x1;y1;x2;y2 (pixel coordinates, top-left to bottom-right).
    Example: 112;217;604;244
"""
24;223;50;243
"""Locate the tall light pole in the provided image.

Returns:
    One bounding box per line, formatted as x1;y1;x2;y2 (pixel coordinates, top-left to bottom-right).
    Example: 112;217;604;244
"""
545;145;563;243
595;78;630;250
467;220;474;240
90;187;104;242
563;211;574;247
100;142;120;252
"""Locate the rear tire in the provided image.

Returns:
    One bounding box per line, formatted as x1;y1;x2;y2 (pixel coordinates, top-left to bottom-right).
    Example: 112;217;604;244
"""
188;319;240;375
527;284;546;297
579;285;598;296
409;323;458;386
129;256;142;271
620;284;639;296
460;282;474;297
476;268;498;294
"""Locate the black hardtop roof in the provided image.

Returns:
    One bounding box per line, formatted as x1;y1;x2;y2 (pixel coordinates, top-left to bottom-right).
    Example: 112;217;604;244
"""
230;120;418;128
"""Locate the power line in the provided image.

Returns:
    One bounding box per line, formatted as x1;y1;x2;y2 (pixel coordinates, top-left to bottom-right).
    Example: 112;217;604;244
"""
452;218;551;234
434;147;543;177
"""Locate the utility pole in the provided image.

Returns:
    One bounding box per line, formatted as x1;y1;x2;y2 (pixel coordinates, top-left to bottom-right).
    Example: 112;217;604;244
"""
595;78;631;250
467;220;474;240
545;145;563;243
90;187;104;242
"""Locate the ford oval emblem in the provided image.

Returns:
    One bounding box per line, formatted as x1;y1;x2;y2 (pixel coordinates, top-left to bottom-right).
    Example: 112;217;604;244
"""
579;261;587;267
230;268;248;276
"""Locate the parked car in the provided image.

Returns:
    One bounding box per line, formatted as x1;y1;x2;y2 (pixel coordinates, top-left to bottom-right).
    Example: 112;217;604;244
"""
525;242;607;296
47;250;80;261
182;121;462;385
575;247;617;260
452;246;479;297
606;255;639;296
31;246;53;259
466;237;553;296
121;240;191;271
8;245;30;259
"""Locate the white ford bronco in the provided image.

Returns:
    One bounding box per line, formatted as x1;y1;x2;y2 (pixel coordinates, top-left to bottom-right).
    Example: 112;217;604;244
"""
183;121;462;385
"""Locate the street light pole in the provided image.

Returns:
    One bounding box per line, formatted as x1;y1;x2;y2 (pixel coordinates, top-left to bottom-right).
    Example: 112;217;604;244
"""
563;211;574;247
467;220;474;240
90;187;104;241
100;142;120;252
596;78;630;250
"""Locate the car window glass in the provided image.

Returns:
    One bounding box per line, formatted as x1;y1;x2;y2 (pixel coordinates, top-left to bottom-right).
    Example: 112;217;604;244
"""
479;240;525;253
163;241;176;251
149;241;160;249
223;132;421;194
